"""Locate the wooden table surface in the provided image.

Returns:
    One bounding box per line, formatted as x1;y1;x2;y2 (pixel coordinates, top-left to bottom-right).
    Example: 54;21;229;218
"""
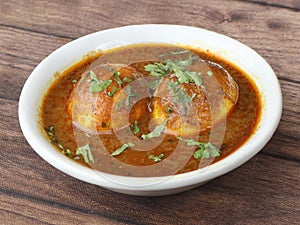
1;0;299;224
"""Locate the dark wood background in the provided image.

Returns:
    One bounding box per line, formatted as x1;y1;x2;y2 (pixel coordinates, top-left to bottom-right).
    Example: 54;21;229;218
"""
1;0;299;224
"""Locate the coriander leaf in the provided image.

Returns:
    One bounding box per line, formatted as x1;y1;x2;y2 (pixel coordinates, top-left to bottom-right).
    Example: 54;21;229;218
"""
166;54;201;85
89;79;112;93
88;70;112;93
145;53;202;88
141;121;166;140
111;142;135;156
174;56;193;68
174;88;192;113
169;62;189;84
131;120;140;134
45;126;78;160
207;70;214;77
167;82;193;115
158;49;190;57
166;106;173;115
72;79;78;83
149;153;164;162
45;126;60;145
107;86;117;97
193;144;220;159
194;147;209;159
76;143;94;163
191;93;197;100
113;71;122;87
148;79;161;91
177;137;220;159
45;126;55;137
177;137;203;146
100;65;114;72
62;149;74;157
169;49;190;55
206;142;221;157
125;85;138;109
123;77;132;83
186;71;202;86
45;126;58;145
89;71;99;83
144;62;170;77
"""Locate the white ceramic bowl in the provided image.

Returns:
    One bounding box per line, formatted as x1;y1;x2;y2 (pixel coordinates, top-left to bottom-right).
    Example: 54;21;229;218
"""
19;24;282;196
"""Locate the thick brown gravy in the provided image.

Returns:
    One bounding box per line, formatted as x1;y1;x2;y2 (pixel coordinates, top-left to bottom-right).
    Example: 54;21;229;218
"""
41;44;261;177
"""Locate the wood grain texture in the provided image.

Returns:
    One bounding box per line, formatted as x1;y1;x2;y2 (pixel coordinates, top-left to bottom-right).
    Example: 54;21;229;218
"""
0;0;299;224
245;0;300;10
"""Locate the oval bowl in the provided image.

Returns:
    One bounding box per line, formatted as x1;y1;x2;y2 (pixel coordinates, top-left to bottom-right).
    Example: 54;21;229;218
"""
19;24;282;196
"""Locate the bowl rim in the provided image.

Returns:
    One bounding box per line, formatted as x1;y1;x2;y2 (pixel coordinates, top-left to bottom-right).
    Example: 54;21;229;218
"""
18;24;282;192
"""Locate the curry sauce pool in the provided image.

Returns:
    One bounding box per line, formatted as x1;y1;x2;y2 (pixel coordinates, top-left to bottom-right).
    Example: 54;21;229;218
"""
41;43;261;177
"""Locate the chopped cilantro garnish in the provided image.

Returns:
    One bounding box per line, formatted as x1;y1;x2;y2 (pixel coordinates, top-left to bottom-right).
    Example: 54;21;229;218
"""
107;86;117;97
186;71;202;86
149;153;164;162
167;82;193;115
141;121;166;140
177;137;220;159
130;120;140;134
123;77;132;83
124;85;138;109
113;71;122;87
45;126;55;138
111;142;135;156
144;53;202;86
45;126;83;161
115;84;137;110
177;137;202;146
207;70;214;77
148;79;161;91
144;62;170;77
193;143;220;159
89;71;98;82
57;143;64;150
100;65;115;72
88;71;112;93
45;126;63;148
191;93;197;100
89;80;112;93
62;149;75;158
76;143;94;163
166;106;173;115
158;49;191;57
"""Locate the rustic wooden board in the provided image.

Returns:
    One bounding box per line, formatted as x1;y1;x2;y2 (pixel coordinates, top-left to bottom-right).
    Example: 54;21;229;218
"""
0;0;299;224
